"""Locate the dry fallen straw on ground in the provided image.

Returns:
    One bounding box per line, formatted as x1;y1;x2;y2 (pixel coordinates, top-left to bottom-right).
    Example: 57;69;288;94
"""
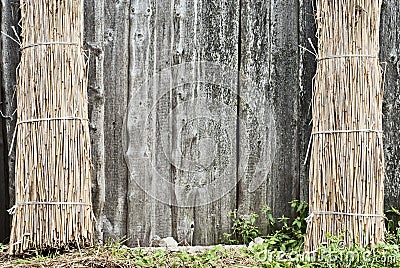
0;244;254;268
9;0;93;254
305;0;385;251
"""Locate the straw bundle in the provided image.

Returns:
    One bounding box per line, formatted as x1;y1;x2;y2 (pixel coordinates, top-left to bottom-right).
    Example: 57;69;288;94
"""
305;0;385;251
9;0;93;254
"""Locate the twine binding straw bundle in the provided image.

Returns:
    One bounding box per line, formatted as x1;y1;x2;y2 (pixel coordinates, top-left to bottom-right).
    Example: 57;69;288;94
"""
305;0;385;251
9;0;94;254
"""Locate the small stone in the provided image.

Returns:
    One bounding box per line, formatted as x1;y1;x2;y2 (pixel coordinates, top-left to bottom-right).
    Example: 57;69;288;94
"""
254;237;264;245
248;241;255;248
162;236;178;247
248;237;264;249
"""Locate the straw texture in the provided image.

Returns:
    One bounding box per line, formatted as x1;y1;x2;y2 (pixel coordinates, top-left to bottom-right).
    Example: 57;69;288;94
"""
9;0;93;254
305;0;385;251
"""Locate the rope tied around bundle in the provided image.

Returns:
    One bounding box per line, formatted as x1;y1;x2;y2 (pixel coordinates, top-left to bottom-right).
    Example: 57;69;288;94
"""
303;128;384;166
317;54;378;61
7;41;90;156
305;211;385;224
7;202;92;215
8;116;89;156
20;41;81;51
304;127;385;227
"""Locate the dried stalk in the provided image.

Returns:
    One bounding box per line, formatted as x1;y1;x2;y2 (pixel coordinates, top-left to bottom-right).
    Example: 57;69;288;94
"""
9;0;93;254
305;0;385;251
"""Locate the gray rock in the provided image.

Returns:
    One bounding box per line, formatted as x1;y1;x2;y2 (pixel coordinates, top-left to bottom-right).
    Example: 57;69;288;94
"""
162;236;178;247
254;237;264;245
248;237;264;249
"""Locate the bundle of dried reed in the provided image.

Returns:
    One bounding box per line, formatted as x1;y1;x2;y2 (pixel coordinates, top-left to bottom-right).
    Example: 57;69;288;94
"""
9;0;93;254
305;0;385;251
